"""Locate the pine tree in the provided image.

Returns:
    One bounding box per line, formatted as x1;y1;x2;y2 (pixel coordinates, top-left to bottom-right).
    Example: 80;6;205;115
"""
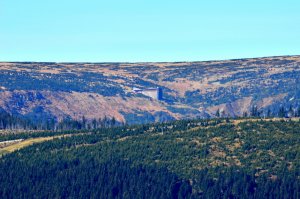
80;115;86;129
250;105;258;117
278;106;286;118
287;105;294;118
216;109;220;118
111;117;116;127
267;109;272;117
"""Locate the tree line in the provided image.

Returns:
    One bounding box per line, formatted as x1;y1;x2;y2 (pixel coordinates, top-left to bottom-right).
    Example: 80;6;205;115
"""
0;110;119;131
215;104;300;118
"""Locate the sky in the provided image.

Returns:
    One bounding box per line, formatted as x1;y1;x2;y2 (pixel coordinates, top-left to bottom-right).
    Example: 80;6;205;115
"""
0;0;300;62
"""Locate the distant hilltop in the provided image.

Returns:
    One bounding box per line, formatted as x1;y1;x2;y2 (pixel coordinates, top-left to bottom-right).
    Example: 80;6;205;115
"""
0;55;299;125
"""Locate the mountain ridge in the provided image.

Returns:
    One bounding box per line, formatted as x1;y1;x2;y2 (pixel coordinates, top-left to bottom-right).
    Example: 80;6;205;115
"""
2;54;298;64
0;55;299;124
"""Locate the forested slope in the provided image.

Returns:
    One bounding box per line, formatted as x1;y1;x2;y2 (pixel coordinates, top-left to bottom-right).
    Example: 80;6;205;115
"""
0;118;299;198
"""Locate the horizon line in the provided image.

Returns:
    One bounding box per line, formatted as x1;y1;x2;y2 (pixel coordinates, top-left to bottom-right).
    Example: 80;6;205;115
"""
0;54;299;64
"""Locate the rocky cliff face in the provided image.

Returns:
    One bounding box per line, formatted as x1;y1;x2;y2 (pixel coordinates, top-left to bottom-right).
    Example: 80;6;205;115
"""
0;56;299;124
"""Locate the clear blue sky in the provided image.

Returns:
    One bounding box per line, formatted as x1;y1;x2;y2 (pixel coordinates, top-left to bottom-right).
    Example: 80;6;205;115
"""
1;0;299;62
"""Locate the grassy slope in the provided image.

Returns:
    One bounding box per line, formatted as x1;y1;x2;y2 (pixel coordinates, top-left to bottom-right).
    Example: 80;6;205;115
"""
0;133;86;156
0;137;55;156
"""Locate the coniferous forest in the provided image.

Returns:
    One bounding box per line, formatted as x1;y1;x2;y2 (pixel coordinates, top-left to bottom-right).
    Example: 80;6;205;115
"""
0;118;299;198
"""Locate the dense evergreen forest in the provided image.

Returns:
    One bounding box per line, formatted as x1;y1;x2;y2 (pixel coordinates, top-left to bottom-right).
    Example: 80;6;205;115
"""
0;118;299;198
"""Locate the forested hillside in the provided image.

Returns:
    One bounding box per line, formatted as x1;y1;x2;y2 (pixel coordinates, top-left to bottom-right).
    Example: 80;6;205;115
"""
0;118;299;198
0;55;299;125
